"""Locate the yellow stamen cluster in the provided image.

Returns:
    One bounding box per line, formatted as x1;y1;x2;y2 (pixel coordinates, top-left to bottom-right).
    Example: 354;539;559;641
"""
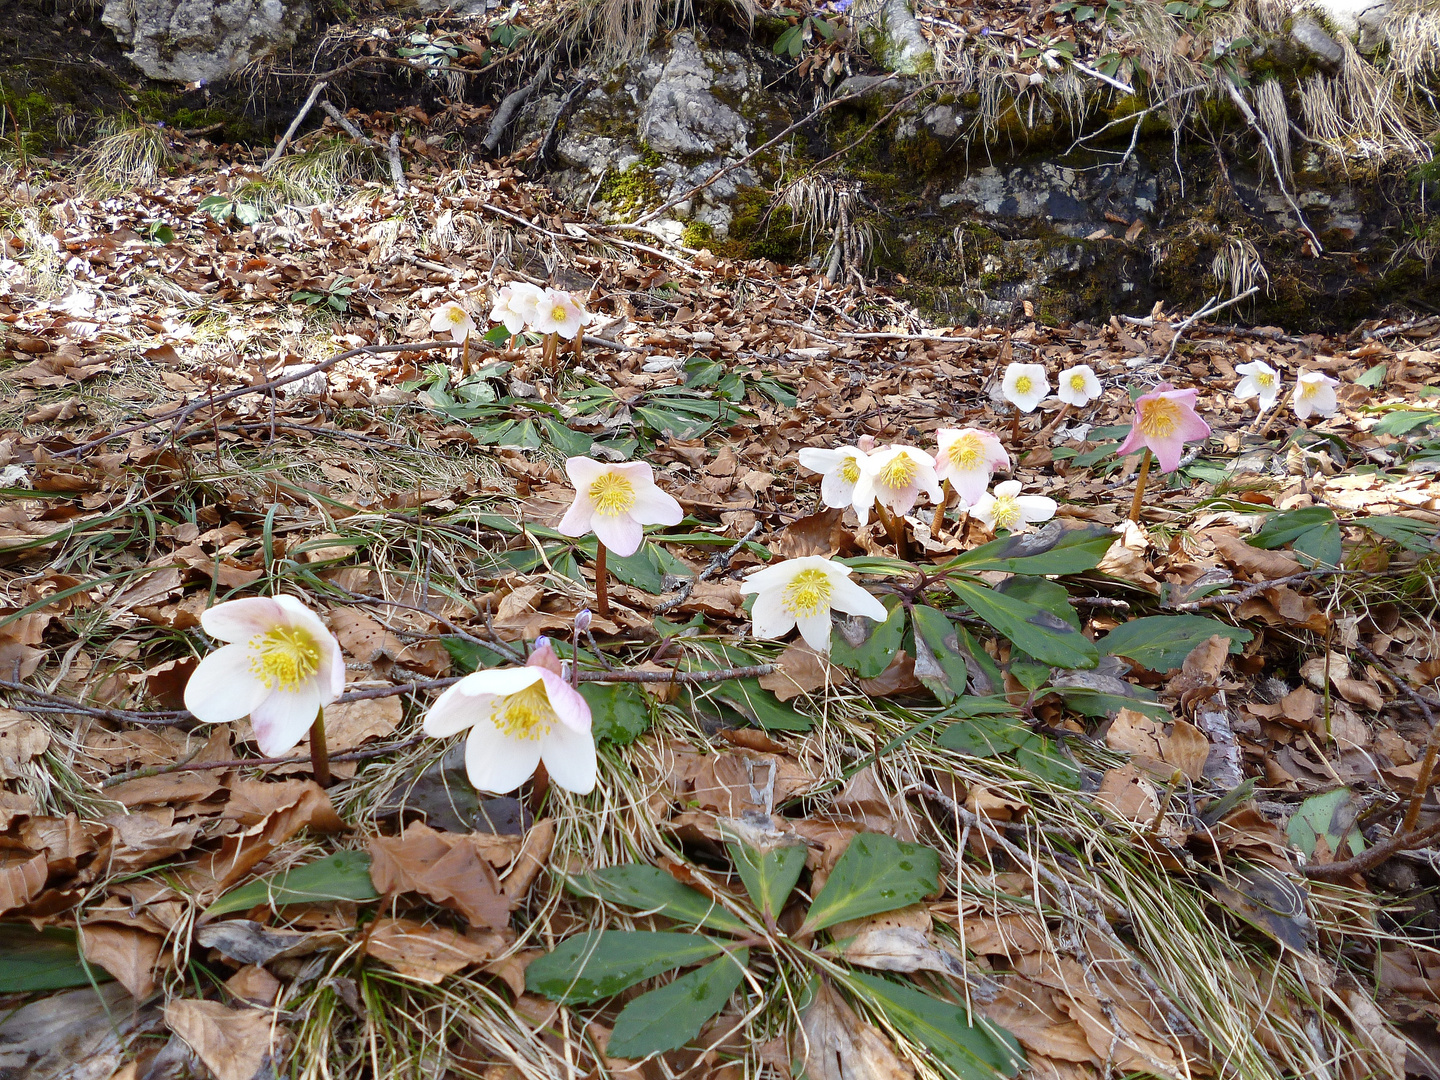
1138;397;1181;439
1014;375;1034;395
783;568;834;617
1257;372;1275;388
493;681;558;740
552;304;569;323
590;472;637;517
1299;380;1319;398
949;434;985;471
251;625;321;691
991;494;1022;532
840;456;861;484
877;453;917;491
1070;374;1087;392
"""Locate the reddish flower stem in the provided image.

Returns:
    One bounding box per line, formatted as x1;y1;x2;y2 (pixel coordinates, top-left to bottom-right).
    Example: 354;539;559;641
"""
310;706;332;788
595;541;610;618
1128;447;1153;524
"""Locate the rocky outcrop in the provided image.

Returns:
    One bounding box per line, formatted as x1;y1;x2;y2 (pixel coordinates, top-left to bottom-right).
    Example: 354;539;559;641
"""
101;0;312;83
520;30;791;243
856;0;934;75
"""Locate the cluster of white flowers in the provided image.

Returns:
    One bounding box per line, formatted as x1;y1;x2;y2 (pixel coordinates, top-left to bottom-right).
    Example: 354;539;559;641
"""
428;283;593;345
800;429;1056;536
1001;362;1103;413
1234;360;1339;420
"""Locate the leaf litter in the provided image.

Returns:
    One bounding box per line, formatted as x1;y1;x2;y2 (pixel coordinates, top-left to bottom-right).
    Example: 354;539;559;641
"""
1;111;1440;1080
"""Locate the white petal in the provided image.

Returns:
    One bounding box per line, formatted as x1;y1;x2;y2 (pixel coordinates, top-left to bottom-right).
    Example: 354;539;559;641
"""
740;561;800;593
464;721;543;794
850;474;877;526
199;597;284;643
970;494;997;530
795;611;833;652
424;684;490;737
798;447;849;473
1018;495;1058;523
819;471;858;509
628;484;684;527
828;576;887;623
540;722;597;795
184;644;269;723
564;456;610;489
749;587;797;640
251;683;322;757
993;480;1022;498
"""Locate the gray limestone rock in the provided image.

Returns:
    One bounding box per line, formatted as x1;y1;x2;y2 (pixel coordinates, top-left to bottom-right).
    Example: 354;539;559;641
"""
1288;15;1345;67
101;0;311;83
518;30;788;239
856;0;933;75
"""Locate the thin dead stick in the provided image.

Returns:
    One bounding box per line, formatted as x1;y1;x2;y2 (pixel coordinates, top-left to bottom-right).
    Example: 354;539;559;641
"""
1222;80;1322;255
1161;287;1262;365
1355;642;1439;834
55;340;463;460
386;131;405;191
1165;566;1370;613
1128;448;1153;523
656;522;764;615
1304;816;1440;881
102;736;427;788
262;80;328;171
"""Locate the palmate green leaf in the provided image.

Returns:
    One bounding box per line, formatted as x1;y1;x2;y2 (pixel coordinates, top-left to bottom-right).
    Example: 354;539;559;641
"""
525;931;725;1004
727;836;807;923
607;950;750;1059
577;682;651;745
205;851;380;917
946;523;1113;576
948;579;1098;670
564;865;750;934
1098;615;1252;673
0;926;109;992
830;601;906;678
799;833;941;934
1286;787;1364;859
847;973;1025;1080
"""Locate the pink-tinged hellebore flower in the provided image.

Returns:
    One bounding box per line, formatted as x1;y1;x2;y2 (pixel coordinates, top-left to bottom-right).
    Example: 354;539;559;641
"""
557;457;684;557
850;445;942;526
1115;382;1211;473
183;596;345;757
971;480;1057;535
1234;360;1282;413
1002;363;1050;413
490;282;544;335
740;555;888;653
430;301;476;343
422;639;595;794
530;288;590;339
1057;364;1102;408
933;428;1010;509
797;445;870;510
1293;370;1339;420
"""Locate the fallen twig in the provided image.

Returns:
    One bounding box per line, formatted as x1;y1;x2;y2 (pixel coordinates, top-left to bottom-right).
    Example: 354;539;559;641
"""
1161;287;1261;365
55;339;464;460
101;736;428;787
262;80;328;171
1222;80;1323;255
537;75;596;170
1165;566;1358;613
655;522;763;615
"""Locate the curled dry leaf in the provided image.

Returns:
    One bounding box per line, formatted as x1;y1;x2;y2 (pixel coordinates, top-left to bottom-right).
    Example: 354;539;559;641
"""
801;979;916;1080
368;820;510;930
0;709;50;779
164;999;287;1080
363;916;510;984
79;923;163;1000
759;641;839;702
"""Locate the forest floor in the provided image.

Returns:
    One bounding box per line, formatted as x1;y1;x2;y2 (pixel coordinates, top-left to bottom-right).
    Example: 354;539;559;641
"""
2;123;1440;1080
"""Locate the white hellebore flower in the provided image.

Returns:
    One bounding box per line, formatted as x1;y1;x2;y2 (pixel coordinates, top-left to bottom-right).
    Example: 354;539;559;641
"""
740;555;888;653
430;301;476;343
530;288;590;340
797;445;870;510
933;428;1010;509
1057;364;1102;408
851;445;942;526
422;639;595;795
1002;363;1050;413
490;282;544;335
183;596;345;757
1293;370;1339;420
557;456;684;557
1234;360;1282;413
971;480;1057;535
